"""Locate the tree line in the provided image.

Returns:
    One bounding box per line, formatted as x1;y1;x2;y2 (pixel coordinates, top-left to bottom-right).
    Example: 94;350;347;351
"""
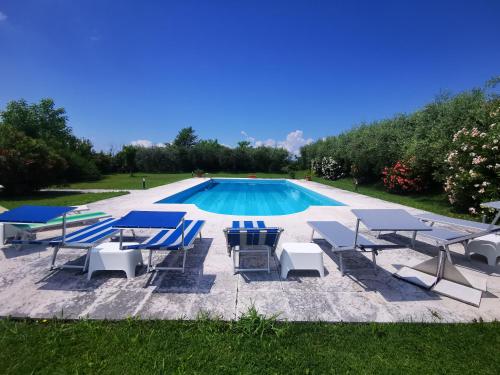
298;83;500;190
117;129;291;175
0;100;292;194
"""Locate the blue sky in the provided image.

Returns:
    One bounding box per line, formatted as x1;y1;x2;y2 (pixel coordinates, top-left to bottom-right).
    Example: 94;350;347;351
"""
0;1;499;153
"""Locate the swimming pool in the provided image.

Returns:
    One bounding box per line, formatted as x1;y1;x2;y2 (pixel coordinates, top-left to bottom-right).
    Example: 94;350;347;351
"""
157;179;344;215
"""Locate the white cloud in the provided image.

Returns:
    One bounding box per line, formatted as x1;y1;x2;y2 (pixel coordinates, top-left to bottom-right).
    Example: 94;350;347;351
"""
0;11;7;22
130;139;165;148
241;130;255;143
255;139;277;147
131;139;153;147
278;130;313;155
240;130;313;156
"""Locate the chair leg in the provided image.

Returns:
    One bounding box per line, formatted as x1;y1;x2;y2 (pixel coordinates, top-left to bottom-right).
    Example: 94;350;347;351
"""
50;246;60;270
182;249;188;273
411;231;417;249
83;248;92;272
267;249;270;274
147;250;153;272
445;245;453;264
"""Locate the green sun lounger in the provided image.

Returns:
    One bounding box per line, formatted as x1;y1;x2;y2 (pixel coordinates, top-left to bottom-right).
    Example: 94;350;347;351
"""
11;211;110;231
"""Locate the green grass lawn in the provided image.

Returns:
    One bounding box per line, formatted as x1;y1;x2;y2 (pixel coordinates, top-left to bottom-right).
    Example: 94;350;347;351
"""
54;172;306;190
0;191;128;210
0;317;498;374
314;177;475;220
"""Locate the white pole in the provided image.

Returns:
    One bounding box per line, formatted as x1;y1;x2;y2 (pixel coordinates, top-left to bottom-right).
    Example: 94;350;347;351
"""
62;214;67;243
181;218;185;249
353;218;360;249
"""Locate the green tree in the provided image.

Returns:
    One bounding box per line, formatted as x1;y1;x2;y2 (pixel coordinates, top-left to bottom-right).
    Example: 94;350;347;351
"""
122;146;138;176
173;127;199;148
0;98;102;185
0;125;66;194
1;99;71;146
173;127;199;171
299;85;497;195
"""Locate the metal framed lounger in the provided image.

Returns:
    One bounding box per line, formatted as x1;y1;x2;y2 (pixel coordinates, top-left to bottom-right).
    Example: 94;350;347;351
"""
406;226;469;263
0;205;76;248
308;221;400;275
413;205;500;263
223;221;284;274
123;219;205;273
10;217;120;271
394;228;498;306
2;211;111;246
415;211;500;232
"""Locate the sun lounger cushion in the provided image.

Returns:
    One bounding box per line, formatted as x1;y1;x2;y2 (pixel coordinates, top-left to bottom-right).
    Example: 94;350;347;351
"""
226;221;281;248
0;205;75;224
418;227;468;242
12;211;111;231
308;221;376;249
126;220;205;250
415;213;498;231
10;218;119;246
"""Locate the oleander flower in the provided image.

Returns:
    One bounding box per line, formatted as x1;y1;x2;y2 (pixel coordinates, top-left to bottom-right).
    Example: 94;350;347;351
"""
444;119;499;214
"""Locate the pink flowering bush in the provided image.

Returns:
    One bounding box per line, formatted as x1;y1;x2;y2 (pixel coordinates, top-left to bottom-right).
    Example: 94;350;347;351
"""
382;160;424;194
444;105;500;214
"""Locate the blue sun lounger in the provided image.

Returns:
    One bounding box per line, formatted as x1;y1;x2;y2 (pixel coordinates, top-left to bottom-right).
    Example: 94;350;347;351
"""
0;206;111;246
123;218;205;273
223;221;284;274
0;206;119;271
10;217;120;271
0;206;75;246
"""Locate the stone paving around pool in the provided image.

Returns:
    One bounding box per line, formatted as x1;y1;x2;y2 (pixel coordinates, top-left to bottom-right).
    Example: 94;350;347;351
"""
1;178;499;322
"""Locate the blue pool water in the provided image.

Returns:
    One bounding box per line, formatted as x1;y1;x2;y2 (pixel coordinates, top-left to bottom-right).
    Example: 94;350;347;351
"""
157;179;344;215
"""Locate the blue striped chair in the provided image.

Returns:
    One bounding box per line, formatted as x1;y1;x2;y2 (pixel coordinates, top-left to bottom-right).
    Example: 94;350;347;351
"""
223;221;284;274
123;219;205;273
9;217;121;271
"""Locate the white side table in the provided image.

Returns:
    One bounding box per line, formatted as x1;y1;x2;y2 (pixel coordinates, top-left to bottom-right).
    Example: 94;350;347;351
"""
466;234;500;266
87;242;143;280
280;242;324;279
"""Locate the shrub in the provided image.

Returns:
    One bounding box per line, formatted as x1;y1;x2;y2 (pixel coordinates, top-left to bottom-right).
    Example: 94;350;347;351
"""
444;106;500;214
299;86;498;188
311;158;322;176
0;125;66;194
0;98;104;185
320;157;344;180
382;160;424;194
62;152;101;182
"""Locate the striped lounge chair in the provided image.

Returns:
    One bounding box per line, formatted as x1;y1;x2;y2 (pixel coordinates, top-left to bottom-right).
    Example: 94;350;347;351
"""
123;219;205;273
11;217;120;271
223;221;284;274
